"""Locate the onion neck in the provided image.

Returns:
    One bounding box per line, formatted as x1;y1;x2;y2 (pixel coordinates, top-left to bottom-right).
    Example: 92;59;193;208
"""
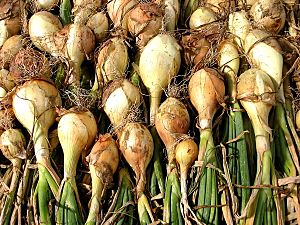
32;123;50;165
86;165;104;224
63;147;82;178
136;171;146;198
149;90;163;125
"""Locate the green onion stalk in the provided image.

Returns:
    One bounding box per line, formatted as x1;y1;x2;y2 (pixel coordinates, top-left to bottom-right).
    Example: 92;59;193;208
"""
12;79;62;225
155;97;190;225
218;40;251;222
237;68;277;225
101;168;135;225
0;129;26;224
56;108;97;225
188;68;225;225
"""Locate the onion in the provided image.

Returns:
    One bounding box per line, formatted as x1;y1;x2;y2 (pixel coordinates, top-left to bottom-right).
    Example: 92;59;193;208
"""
0;0;23;48
228;10;250;49
189;7;217;29
218;40;240;101
0;129;26;224
57;108;97;224
250;0;286;34
175;138;198;223
0;35;24;69
155;97;190;171
93;38;129;92
85;134;119;225
102;78;142;133
12;79;62;223
35;0;59;10
119;122;154;224
164;0;180;31
127;3;163;50
107;0;138;30
296;110;300;130
86;12;109;42
189;68;225;131
139;34;181;124
72;0;101;25
0;69;14;91
244;29;284;101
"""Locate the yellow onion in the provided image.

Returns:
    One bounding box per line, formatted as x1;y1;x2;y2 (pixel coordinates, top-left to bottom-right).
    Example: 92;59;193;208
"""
189;7;217;29
188;68;225;130
35;0;59;10
58;108;97;178
0;69;14;91
107;0;138;30
0;129;26;164
127;3;163;50
0;0;23;48
119;122;153;196
0;35;24;69
250;0;286;34
85;134;119;224
163;0;180;31
102;78;142;132
93;37;128;91
244;29;284;101
86;12;109;42
28;11;63;53
228;10;250;48
139;34;181;124
72;0;101;25
155;97;190;169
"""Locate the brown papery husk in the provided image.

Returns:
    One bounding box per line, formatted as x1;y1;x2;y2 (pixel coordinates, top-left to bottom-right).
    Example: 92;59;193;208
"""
188;68;225;130
9;48;51;85
205;0;236;15
250;0;286;34
86;134;119;187
127;2;163;50
0;35;24;69
0;128;26;162
118;122;154;197
102;78;142;134
72;0;101;24
95;37;128;88
107;0;138;31
155;97;190;167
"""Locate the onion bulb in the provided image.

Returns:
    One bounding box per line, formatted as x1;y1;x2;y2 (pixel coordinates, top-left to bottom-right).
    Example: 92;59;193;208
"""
72;0;101;25
163;0;180;31
155;97;190;170
102;78;142;133
119;122;154;223
139;34;181;124
0;35;24;69
189;7;217;29
107;0;138;30
127;2;163;50
228;11;250;48
0;69;14;91
93;37;128;92
86;12;109;42
250;0;286;34
35;0;59;10
85;134;119;225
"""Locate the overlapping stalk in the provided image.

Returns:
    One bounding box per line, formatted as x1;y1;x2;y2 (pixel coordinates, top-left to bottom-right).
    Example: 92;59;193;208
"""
218;40;251;222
